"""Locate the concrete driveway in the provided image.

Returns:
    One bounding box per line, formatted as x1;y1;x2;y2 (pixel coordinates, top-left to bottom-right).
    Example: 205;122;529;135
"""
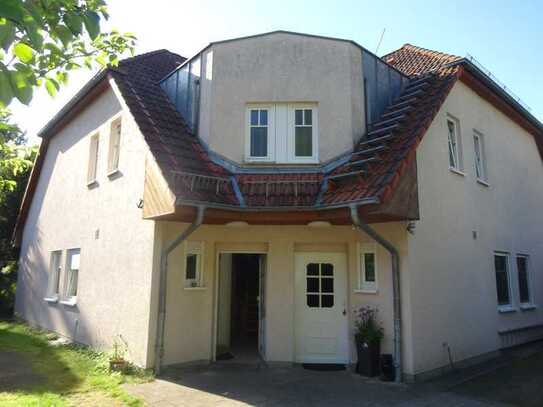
124;364;508;407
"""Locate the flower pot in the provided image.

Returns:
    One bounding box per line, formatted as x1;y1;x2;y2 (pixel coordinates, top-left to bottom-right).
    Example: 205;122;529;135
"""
109;359;126;372
355;339;380;377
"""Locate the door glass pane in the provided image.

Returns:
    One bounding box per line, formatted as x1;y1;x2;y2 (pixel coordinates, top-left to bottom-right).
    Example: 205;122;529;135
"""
321;263;333;276
307;263;319;275
250;127;268;157
295;127;312;157
307;277;319;293
307;294;319;307
321;295;334;308
321;278;333;293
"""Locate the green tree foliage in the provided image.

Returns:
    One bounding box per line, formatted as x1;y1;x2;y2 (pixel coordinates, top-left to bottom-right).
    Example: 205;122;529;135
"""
0;109;35;316
0;0;136;107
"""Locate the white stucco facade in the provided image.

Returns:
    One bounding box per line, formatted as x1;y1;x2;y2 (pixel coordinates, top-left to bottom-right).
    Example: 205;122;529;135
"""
14;83;158;367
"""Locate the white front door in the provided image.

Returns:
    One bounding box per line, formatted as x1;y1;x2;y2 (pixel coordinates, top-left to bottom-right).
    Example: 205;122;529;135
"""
294;252;349;364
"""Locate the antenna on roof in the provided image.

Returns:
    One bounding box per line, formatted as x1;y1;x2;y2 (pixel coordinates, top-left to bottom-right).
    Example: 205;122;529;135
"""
375;28;386;54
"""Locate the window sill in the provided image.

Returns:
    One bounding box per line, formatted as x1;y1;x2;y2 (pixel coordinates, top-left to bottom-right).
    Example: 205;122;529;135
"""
354;289;378;295
498;305;517;314
60;299;77;307
107;169;121;178
184;287;206;291
476;178;490;187
86;180;98;188
520;303;537;311
449;167;465;177
44;296;58;303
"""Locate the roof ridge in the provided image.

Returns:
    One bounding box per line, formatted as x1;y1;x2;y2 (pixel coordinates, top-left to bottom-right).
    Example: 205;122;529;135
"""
120;49;185;65
384;43;460;62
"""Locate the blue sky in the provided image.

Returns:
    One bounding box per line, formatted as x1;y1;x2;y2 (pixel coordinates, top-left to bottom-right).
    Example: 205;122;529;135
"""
11;0;543;144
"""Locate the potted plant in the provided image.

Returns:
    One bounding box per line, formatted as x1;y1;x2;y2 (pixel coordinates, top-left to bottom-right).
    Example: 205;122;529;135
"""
354;306;384;377
109;338;127;372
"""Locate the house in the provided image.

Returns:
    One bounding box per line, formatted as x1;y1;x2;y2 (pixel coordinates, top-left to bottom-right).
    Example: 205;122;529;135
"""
13;31;543;382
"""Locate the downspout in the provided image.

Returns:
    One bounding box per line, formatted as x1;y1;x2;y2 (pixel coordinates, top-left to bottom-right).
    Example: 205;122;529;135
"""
154;206;206;374
349;205;402;382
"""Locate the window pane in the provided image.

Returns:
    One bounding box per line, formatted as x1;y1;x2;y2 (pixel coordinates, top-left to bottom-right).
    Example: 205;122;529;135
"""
250;110;259;125
307;294;319;307
295;109;303;126
517;257;530;303
474;135;482;178
48;251;61;296
321;278;334;293
259;109;268;126
186;254;197;280
321;295;334;308
66;269;78;297
307;263;319;276
304;109;312;125
364;253;376;282
321;263;333;276
307;277;319;293
250;127;268;157
494;255;509;305
447;120;457;168
295;127;313;157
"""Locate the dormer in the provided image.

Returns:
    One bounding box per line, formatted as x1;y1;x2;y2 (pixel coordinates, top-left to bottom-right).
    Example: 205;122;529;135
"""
160;31;408;167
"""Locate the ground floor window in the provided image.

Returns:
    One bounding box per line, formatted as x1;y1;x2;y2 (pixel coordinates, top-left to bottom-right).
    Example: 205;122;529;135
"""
64;249;80;302
516;255;532;305
184;242;203;288
46;250;62;300
494;252;511;310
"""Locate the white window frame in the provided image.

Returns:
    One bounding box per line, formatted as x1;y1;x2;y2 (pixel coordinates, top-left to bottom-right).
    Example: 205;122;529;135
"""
245;105;275;162
45;250;62;302
87;133;100;185
446;115;463;174
107;117;122;176
184;241;205;289
287;104;319;164
494;252;514;312
356;243;378;293
516;254;535;308
473;130;488;185
61;248;80;306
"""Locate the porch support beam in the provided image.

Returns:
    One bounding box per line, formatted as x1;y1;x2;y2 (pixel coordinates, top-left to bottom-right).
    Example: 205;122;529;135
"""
154;205;206;374
349;205;402;383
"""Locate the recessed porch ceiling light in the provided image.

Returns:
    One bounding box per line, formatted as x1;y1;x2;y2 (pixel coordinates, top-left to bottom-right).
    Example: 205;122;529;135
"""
225;221;250;227
307;221;332;227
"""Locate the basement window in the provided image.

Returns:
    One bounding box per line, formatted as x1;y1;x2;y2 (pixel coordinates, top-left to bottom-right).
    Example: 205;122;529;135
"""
184;242;204;288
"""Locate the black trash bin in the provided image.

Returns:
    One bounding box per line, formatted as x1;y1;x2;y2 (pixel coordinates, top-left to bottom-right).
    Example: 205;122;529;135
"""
380;354;395;381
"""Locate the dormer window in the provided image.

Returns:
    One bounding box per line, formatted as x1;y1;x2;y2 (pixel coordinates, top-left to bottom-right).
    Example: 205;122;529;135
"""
246;103;318;164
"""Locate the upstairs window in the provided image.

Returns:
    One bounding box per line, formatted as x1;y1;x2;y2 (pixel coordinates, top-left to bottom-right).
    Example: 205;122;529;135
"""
87;134;99;185
107;118;122;174
447;117;462;172
494;252;512;310
473;131;487;183
246;103;318;163
249;108;270;158
516;255;532;305
294;108;313;157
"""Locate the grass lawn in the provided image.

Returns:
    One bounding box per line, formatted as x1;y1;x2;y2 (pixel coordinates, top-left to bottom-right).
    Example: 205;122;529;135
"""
0;321;153;406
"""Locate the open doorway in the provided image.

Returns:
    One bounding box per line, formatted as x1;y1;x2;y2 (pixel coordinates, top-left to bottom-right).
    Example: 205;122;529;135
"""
216;253;265;363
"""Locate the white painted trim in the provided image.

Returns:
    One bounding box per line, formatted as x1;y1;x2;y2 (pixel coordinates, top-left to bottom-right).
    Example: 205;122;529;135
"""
245;104;275;162
476;178;490;187
520;304;537;311
357;242;378;292
60;298;77;307
448;167;466;177
287;103;319;164
44;296;58;303
183;241;205;288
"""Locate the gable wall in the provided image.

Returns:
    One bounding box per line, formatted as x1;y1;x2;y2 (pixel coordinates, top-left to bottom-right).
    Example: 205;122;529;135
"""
14;84;157;366
406;80;543;376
